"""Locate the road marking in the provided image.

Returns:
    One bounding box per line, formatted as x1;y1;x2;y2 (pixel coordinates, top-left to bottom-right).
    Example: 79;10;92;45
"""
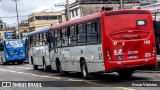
68;79;83;81
0;68;62;80
0;68;135;90
16;67;33;69
80;80;136;90
7;67;32;69
68;78;135;90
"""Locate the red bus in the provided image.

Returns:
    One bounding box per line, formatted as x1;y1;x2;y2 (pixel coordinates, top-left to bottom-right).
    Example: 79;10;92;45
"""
35;9;156;79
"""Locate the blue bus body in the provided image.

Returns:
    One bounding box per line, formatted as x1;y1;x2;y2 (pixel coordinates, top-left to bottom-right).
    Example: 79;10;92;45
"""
0;39;26;64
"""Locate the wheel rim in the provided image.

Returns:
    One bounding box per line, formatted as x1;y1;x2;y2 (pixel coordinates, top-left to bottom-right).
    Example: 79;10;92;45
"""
82;64;86;77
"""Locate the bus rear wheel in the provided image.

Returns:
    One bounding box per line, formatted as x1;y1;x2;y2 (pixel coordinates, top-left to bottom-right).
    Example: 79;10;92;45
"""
56;61;64;75
31;57;38;70
33;64;38;70
81;60;90;79
118;70;134;78
43;59;51;72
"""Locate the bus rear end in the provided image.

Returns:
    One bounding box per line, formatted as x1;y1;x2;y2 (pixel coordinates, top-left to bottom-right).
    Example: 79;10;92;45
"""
102;10;157;73
4;39;26;64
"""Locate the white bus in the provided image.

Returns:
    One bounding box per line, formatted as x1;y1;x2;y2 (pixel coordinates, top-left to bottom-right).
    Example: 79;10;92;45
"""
27;27;51;71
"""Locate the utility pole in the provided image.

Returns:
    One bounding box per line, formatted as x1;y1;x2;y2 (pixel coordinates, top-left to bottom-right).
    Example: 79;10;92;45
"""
13;0;21;39
66;0;70;21
120;0;123;10
55;0;70;21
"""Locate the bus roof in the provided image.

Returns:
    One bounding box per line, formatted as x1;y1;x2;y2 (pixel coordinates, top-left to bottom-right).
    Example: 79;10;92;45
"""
49;13;100;30
28;27;49;36
49;9;150;30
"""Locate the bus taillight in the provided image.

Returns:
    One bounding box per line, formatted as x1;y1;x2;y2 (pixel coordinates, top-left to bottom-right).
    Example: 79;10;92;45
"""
107;50;112;60
152;46;156;57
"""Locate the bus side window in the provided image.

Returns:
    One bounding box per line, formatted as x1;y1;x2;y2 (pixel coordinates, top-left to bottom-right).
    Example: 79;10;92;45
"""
32;36;36;46
69;26;77;46
62;28;69;46
96;19;101;43
77;23;86;45
43;32;47;45
55;29;61;47
29;36;33;47
36;34;39;46
49;30;55;49
87;21;97;44
39;33;43;46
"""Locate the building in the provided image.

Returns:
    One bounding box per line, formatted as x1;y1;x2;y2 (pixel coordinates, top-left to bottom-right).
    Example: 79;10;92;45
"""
0;26;16;41
140;2;160;21
19;20;29;39
0;19;14;40
140;0;159;6
69;0;140;20
28;11;66;31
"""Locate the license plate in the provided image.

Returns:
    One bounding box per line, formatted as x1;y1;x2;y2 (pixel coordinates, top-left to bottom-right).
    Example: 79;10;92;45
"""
128;55;138;59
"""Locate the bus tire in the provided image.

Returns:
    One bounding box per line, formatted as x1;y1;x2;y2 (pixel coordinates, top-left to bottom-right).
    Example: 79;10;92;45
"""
43;58;51;72
33;64;38;70
31;57;38;70
118;70;134;78
18;61;23;64
81;60;90;79
56;60;65;75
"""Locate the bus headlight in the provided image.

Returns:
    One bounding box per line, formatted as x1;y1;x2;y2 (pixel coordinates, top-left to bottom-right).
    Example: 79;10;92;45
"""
23;53;25;57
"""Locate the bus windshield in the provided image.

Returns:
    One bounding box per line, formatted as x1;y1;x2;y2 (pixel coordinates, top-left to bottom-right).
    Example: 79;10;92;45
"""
5;40;23;48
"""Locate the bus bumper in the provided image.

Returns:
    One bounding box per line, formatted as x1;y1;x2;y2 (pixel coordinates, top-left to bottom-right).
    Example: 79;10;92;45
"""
104;57;157;71
5;57;26;61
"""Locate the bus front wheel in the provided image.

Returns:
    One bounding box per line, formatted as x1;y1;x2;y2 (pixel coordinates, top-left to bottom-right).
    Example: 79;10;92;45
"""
81;60;90;79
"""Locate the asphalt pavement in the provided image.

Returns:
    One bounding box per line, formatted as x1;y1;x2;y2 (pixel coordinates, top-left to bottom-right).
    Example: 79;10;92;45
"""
0;64;160;90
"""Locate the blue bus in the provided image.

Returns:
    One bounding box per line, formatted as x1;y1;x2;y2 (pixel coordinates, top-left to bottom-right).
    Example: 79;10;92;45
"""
0;39;26;64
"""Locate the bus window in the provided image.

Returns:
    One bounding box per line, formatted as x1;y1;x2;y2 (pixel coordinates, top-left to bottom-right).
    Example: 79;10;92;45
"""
78;23;86;45
69;26;77;46
87;21;97;44
49;31;55;49
39;33;43;46
32;36;36;46
36;34;39;46
96;19;101;43
43;32;47;45
29;36;33;47
62;28;69;46
55;29;61;47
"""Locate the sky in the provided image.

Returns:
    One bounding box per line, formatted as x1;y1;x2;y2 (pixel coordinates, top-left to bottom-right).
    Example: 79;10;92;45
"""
0;0;76;26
